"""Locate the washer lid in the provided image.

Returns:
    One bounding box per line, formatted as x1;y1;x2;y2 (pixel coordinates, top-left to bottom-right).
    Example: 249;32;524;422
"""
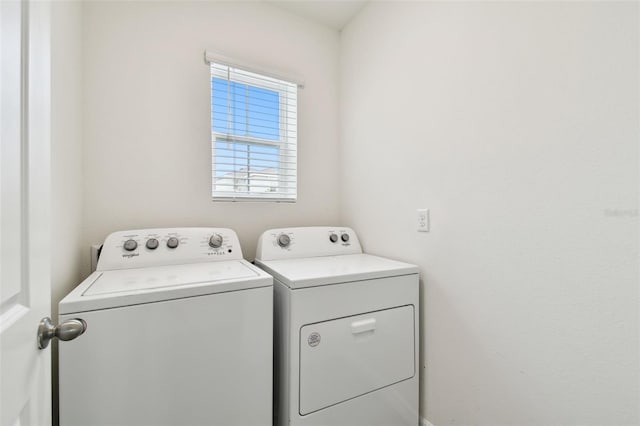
59;260;272;314
255;253;418;289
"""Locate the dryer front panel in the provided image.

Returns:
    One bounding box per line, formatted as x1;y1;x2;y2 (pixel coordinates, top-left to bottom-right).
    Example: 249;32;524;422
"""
299;304;415;415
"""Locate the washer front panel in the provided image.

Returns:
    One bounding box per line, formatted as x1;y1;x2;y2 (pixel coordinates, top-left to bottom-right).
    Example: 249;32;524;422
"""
59;286;273;426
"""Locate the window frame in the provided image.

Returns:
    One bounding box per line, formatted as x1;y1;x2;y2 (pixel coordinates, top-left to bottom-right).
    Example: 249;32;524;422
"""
210;62;298;202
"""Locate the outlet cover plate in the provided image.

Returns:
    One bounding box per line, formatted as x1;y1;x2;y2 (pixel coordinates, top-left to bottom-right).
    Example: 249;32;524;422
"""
417;208;429;232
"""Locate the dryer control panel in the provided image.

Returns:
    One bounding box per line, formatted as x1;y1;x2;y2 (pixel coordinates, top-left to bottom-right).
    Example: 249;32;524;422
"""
255;227;362;261
97;228;242;271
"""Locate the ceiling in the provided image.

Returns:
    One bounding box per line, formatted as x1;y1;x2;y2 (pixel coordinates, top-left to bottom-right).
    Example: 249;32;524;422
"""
266;1;368;30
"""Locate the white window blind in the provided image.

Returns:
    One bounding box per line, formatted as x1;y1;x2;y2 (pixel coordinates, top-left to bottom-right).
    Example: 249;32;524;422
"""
210;61;298;202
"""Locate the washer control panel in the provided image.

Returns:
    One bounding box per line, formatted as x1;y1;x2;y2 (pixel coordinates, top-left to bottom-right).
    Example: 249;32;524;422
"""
255;227;362;261
97;228;242;271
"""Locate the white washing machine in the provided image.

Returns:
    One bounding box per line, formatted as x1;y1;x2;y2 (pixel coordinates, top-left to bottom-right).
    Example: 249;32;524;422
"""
254;227;420;426
58;227;273;426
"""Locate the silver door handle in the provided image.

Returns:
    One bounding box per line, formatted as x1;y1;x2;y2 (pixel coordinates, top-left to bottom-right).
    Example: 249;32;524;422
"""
37;317;86;349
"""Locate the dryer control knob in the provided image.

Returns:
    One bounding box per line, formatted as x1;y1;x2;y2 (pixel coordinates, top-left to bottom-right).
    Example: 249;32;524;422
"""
277;234;291;248
145;238;159;250
329;233;338;243
209;234;223;248
341;233;350;242
166;237;179;249
123;239;137;251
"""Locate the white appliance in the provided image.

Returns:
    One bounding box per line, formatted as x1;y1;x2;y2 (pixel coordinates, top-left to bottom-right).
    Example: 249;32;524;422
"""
58;228;273;426
254;226;420;426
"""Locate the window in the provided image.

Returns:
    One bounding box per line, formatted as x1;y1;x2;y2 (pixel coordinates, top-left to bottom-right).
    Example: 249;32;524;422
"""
209;61;298;201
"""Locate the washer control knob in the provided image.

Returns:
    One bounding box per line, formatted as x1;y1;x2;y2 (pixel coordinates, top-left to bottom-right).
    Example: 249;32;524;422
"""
123;239;137;251
209;233;223;248
145;238;159;250
277;234;291;248
341;233;350;243
329;233;338;243
166;237;179;249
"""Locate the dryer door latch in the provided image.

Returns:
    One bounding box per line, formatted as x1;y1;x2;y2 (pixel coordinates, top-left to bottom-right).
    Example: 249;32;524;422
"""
351;318;376;334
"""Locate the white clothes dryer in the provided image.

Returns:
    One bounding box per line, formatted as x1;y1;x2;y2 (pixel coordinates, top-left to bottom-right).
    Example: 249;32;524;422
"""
58;228;273;426
255;226;420;426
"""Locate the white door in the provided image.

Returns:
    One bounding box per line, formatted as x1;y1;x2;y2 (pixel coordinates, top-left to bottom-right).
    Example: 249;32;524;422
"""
0;1;52;425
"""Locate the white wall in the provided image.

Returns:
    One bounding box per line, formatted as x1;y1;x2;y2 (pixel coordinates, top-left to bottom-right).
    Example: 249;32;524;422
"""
51;0;84;423
340;2;639;425
81;0;341;272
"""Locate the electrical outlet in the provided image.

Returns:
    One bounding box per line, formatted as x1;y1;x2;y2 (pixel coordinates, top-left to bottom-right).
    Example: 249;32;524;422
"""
417;209;429;232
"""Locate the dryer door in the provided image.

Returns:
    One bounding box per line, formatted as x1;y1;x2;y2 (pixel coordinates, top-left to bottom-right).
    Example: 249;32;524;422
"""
299;305;415;415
